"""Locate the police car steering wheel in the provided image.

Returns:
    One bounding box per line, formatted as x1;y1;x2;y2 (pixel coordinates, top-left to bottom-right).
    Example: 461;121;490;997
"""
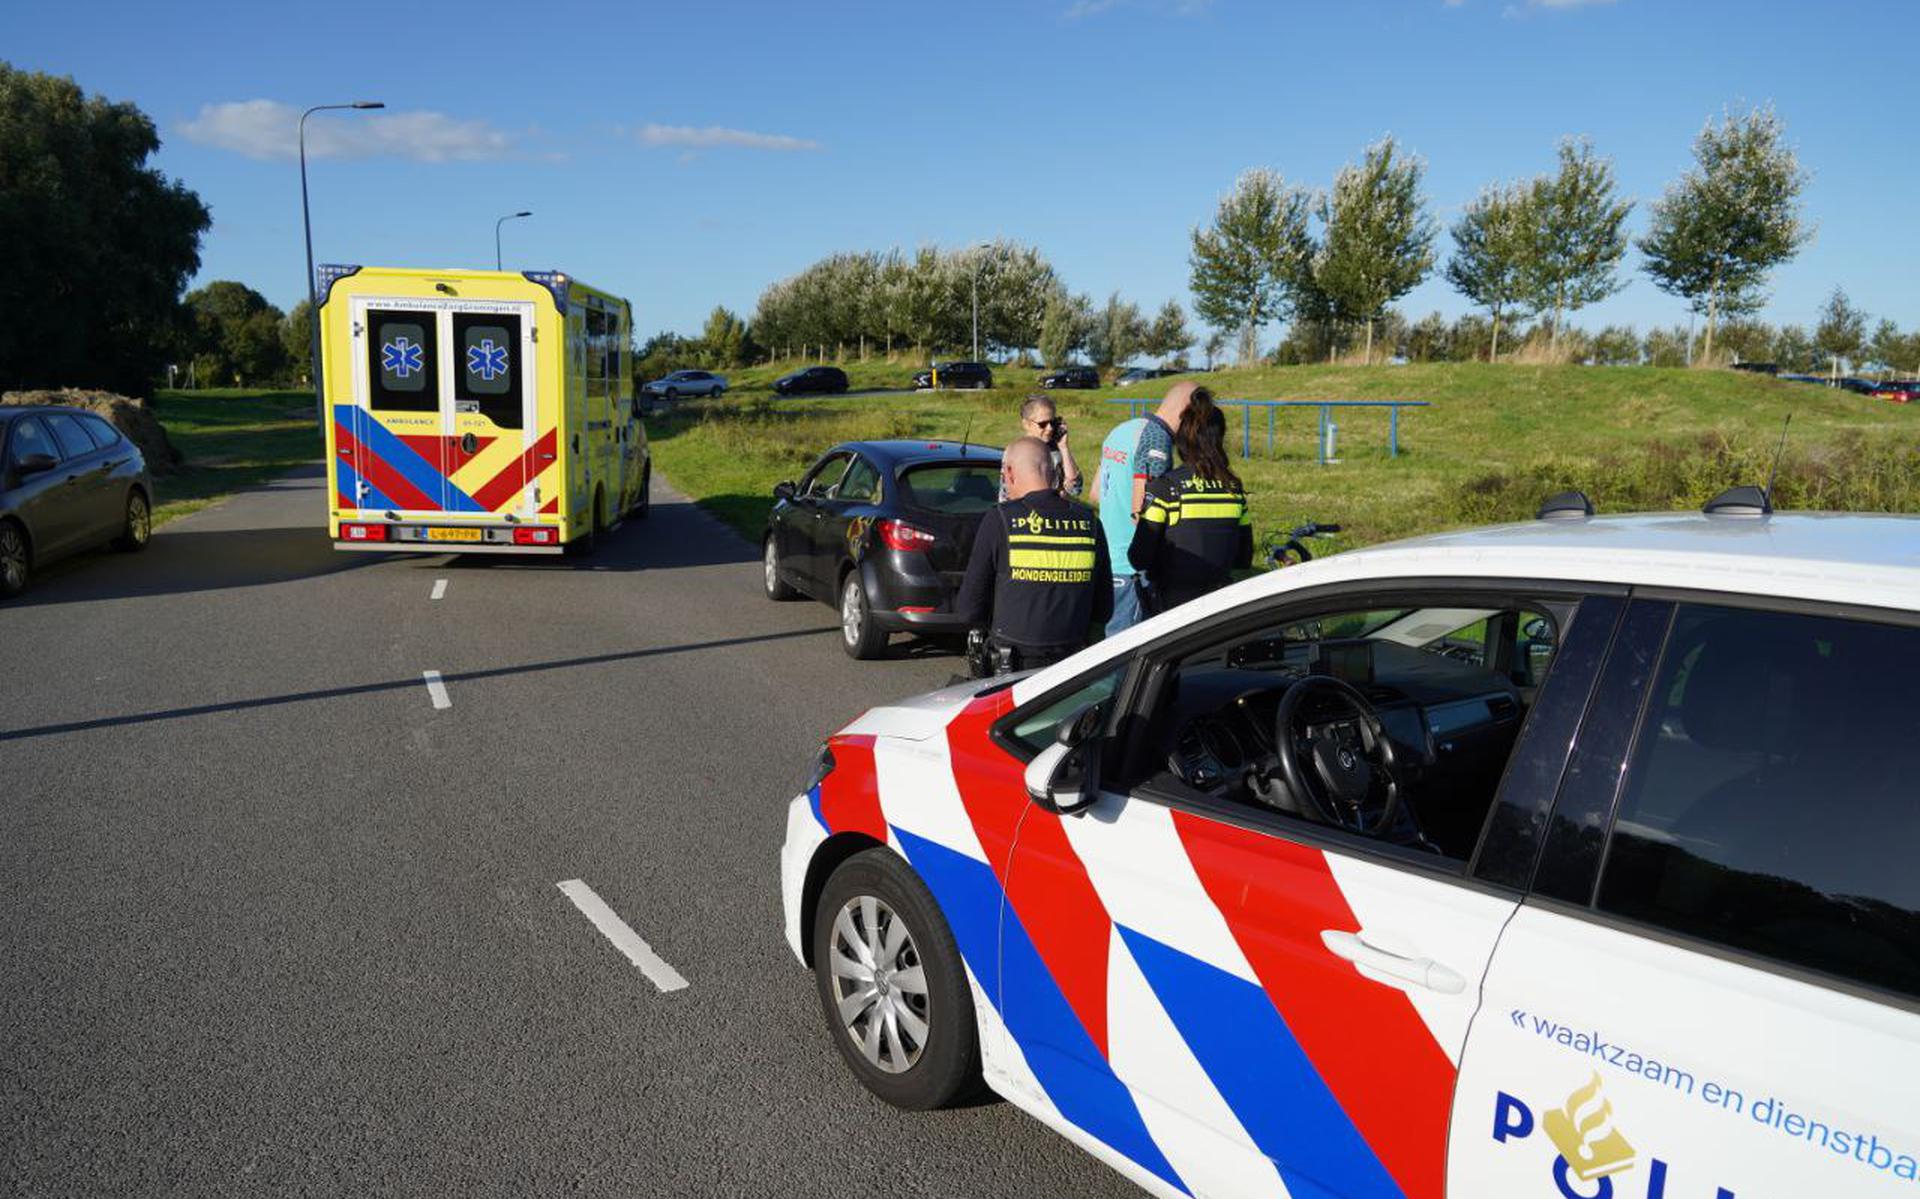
1269;675;1404;835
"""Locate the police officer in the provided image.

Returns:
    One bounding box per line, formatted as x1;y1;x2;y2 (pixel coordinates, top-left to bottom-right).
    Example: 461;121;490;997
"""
1127;390;1253;613
956;437;1113;675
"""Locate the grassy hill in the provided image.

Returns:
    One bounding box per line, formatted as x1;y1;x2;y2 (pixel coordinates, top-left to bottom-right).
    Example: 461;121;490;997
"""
647;360;1920;556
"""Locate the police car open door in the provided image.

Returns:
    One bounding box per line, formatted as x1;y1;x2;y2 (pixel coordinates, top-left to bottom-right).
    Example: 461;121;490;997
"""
993;587;1629;1198
343;297;539;527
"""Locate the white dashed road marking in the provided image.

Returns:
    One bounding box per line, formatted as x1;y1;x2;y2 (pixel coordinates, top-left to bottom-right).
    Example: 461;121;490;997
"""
422;670;452;710
430;578;448;600
556;879;690;993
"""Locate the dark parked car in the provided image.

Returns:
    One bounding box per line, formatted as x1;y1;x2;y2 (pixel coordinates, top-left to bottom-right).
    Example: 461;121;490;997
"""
911;361;993;390
1870;380;1920;403
774;366;850;396
1730;361;1779;375
763;440;1002;659
1;406;152;598
1837;377;1877;395
1039;365;1100;389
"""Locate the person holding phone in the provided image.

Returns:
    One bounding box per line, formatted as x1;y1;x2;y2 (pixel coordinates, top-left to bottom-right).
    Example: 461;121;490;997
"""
1001;394;1081;500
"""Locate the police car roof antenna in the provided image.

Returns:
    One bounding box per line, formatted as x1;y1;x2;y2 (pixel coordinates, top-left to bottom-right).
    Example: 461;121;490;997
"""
1764;411;1793;508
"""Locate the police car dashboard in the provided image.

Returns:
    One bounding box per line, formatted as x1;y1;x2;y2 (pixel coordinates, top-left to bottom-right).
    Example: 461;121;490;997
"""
1143;609;1552;860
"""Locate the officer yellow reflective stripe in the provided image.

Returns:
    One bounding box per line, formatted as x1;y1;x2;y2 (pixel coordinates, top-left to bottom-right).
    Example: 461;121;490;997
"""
1141;496;1178;525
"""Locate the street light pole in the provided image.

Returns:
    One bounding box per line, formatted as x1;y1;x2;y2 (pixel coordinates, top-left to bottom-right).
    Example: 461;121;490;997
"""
495;210;532;271
301;100;383;427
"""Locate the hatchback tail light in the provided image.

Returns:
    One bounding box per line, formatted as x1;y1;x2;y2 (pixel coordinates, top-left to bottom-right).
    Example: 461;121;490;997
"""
340;522;388;542
513;526;559;546
877;518;936;552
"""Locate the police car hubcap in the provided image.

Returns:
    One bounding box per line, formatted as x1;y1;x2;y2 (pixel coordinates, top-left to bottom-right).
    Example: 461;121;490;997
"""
828;895;929;1074
842;582;862;643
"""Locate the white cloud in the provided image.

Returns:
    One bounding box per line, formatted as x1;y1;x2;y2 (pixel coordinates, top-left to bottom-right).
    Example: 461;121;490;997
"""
635;123;822;152
178;100;516;162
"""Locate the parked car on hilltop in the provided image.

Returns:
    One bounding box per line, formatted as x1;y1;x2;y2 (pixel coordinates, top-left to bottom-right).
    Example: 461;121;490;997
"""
1870;379;1920;403
641;369;728;403
1040;365;1100;390
912;362;993;391
774;366;850;396
762;440;1002;659
1;405;152;598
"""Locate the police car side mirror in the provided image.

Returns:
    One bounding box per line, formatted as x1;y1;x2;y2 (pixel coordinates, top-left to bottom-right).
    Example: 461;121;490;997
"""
1024;703;1104;816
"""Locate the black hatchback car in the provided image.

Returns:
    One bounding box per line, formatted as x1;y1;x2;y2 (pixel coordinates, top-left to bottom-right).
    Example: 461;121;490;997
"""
763;440;1003;658
1;405;153;598
911;361;993;390
1040;365;1100;389
774;366;850;396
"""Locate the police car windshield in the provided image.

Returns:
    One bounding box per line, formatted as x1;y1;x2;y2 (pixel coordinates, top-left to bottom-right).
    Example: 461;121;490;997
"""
900;464;1002;515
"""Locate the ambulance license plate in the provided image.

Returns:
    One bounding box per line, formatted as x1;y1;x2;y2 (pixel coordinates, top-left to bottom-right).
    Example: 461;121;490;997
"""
428;527;483;543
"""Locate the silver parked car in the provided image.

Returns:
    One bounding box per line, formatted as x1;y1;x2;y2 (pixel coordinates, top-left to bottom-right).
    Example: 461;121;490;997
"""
0;405;153;598
641;370;728;403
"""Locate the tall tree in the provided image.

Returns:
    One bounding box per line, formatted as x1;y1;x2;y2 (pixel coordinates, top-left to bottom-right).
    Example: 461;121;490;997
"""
280;299;314;384
1037;292;1092;367
1445;180;1534;361
701;305;748;367
1523;138;1634;354
1813;287;1867;378
185;280;288;386
1639;105;1812;363
1312;137;1436;363
1188;169;1314;364
1867;319;1920;378
0;64;210;395
1145;300;1193;365
1086;293;1148;369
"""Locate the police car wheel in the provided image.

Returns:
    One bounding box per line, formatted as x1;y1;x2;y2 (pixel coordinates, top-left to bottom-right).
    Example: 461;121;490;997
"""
764;537;799;601
813;849;981;1110
115;490;151;552
841;574;887;659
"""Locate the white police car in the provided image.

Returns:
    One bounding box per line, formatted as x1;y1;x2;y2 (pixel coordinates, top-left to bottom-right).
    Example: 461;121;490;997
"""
780;494;1920;1199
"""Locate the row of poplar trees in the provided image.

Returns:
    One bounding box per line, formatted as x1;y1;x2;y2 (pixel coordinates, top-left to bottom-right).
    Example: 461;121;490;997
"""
1190;105;1810;365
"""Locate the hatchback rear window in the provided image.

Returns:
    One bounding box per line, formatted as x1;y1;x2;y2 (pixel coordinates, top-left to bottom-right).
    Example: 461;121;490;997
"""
899;464;1002;514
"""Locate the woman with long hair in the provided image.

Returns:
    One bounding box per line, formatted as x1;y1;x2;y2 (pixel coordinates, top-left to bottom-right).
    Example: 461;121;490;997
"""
1127;388;1253;612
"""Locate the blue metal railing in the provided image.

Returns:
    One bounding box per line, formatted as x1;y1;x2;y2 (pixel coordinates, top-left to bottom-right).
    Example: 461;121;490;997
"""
1106;398;1430;465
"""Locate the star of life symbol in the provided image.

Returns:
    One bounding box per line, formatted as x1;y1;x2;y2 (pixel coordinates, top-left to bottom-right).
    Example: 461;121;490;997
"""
467;338;508;382
381;336;425;380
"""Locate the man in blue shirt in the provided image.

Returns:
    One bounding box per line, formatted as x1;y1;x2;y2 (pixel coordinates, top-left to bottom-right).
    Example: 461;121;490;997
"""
1090;381;1198;634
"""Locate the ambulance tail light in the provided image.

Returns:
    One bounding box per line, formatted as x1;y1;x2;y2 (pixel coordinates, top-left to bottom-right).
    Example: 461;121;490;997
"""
512;526;559;546
878;519;936;552
340;522;388;542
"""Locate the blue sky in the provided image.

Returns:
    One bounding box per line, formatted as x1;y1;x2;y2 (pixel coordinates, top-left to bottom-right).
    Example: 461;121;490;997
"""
7;0;1915;346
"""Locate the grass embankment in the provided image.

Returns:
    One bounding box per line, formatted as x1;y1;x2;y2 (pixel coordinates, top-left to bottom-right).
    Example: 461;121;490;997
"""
150;389;320;525
647;360;1920;555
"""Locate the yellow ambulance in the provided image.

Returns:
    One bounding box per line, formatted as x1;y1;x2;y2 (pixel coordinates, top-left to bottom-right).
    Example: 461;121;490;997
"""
316;265;649;554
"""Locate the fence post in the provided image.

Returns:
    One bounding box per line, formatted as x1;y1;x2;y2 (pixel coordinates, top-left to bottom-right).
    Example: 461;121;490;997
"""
1390;404;1400;458
1317;405;1328;466
1242;403;1251;459
1267;406;1275;457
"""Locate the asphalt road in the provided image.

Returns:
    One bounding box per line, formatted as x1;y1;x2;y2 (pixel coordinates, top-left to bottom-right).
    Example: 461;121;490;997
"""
0;467;1134;1198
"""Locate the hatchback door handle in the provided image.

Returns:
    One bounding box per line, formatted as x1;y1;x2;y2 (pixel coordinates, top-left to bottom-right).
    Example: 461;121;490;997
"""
1321;929;1466;994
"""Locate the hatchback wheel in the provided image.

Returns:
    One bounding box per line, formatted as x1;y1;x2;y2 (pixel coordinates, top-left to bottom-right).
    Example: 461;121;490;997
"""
764;536;799;601
0;522;29;598
813;849;981;1110
840;572;887;659
115;490;151;552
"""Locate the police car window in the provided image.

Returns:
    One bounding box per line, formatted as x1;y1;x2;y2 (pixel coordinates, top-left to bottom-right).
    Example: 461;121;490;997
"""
838;457;882;504
803;454;852;498
900;464;1001;515
43;413;97;460
1136;598;1563;863
452;313;523;430
1597;605;1920;999
368;310;439;411
1008;664;1128;756
8;417;57;465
